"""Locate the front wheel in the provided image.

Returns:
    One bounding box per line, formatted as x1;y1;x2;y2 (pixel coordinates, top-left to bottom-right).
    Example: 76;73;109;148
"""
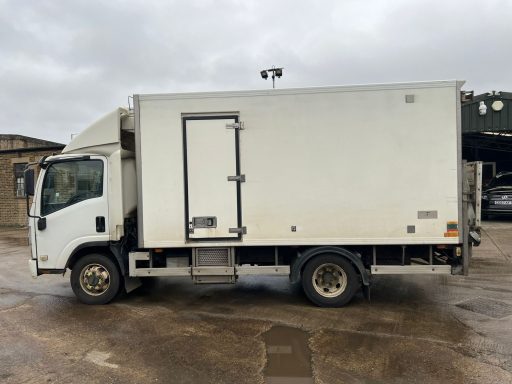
71;253;121;305
301;254;359;307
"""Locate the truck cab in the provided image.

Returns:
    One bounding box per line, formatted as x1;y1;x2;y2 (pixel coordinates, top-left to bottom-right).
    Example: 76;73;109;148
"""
27;108;137;303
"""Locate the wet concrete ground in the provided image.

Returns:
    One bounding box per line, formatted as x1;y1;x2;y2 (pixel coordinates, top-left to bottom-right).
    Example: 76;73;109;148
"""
0;222;512;384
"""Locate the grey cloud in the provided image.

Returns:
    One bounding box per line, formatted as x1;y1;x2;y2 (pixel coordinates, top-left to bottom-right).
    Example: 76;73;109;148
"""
0;0;511;143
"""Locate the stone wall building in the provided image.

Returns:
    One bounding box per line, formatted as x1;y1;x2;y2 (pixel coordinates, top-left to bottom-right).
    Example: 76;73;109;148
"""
0;135;64;227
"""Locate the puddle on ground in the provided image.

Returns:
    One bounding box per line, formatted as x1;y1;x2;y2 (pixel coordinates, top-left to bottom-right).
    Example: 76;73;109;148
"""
262;326;313;384
0;293;30;309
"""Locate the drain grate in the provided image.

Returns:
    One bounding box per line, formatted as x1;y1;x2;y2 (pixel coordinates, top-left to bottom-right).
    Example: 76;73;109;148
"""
456;297;512;319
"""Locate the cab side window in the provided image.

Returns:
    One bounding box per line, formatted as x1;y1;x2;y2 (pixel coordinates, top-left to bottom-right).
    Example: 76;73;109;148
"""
41;160;103;216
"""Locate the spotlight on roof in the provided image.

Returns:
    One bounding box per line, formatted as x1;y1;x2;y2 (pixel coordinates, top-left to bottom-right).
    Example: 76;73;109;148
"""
259;66;284;88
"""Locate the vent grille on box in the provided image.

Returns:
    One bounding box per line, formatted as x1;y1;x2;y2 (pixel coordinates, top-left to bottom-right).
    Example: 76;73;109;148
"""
196;248;230;266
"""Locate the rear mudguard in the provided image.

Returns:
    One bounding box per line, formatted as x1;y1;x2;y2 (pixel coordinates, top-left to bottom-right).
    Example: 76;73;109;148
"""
290;246;370;286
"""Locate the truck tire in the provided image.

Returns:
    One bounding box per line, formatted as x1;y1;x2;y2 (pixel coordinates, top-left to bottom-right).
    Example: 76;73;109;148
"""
70;253;121;305
301;254;359;307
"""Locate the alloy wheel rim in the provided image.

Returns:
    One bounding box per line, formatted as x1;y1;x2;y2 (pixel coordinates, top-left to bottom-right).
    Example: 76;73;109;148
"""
79;263;111;296
312;263;347;298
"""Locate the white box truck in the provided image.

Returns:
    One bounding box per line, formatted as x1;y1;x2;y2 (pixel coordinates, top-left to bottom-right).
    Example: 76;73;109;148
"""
25;80;481;307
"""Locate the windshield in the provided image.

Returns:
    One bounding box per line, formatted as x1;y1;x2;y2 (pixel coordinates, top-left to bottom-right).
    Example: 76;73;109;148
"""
41;160;103;216
488;174;512;188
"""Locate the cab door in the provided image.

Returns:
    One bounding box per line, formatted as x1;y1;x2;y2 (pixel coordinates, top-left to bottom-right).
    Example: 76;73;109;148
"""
34;156;109;270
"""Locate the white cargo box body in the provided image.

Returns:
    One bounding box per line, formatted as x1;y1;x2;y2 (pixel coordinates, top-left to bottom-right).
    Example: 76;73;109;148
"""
134;80;463;248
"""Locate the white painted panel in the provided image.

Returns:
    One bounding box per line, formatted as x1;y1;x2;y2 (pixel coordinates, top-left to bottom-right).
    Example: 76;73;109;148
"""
185;118;239;238
136;81;462;247
137;101;185;246
63;109;121;154
34;156;110;269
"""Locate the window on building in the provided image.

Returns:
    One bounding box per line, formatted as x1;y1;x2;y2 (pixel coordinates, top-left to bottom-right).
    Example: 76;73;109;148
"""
14;163;27;197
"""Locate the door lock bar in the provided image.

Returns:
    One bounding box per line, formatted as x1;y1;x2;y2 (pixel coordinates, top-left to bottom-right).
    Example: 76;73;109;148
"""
227;175;246;182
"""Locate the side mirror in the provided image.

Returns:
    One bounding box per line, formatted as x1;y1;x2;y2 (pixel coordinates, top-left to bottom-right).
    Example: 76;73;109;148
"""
24;168;35;196
24;166;44;224
37;217;47;231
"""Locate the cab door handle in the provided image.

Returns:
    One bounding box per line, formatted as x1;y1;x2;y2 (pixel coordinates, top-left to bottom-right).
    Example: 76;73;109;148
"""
96;216;105;233
37;217;46;230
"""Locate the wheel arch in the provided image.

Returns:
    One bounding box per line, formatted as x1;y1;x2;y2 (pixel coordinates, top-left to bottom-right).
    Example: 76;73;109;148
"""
290;246;370;286
66;242;125;275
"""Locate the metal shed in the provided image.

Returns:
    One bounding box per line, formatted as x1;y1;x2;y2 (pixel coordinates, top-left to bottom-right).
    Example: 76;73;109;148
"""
462;91;512;179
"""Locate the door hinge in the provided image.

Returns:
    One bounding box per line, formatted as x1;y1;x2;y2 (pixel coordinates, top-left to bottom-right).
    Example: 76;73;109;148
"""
227;174;246;182
229;227;247;234
226;122;244;130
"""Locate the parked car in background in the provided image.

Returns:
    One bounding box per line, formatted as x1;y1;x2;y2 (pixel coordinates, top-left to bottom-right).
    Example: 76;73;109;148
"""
482;172;512;219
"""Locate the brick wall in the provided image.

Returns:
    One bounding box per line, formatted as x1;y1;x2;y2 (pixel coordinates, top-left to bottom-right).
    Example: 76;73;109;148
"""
0;150;62;227
0;135;62;151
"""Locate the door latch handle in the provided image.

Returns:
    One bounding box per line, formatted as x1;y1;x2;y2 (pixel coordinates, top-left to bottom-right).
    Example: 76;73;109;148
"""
229;226;247;234
227;175;245;182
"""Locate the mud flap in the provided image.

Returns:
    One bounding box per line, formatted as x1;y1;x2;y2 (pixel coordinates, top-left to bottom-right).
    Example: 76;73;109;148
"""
124;276;142;293
362;284;371;302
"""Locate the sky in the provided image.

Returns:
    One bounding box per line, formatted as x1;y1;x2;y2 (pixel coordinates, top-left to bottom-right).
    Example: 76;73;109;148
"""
0;0;511;144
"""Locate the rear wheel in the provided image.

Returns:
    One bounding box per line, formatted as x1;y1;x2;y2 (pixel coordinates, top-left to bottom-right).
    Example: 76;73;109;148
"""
301;254;359;307
71;253;121;305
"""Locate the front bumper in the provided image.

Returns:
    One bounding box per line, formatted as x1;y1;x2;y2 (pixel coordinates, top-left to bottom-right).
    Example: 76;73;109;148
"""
28;259;38;277
482;195;512;216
